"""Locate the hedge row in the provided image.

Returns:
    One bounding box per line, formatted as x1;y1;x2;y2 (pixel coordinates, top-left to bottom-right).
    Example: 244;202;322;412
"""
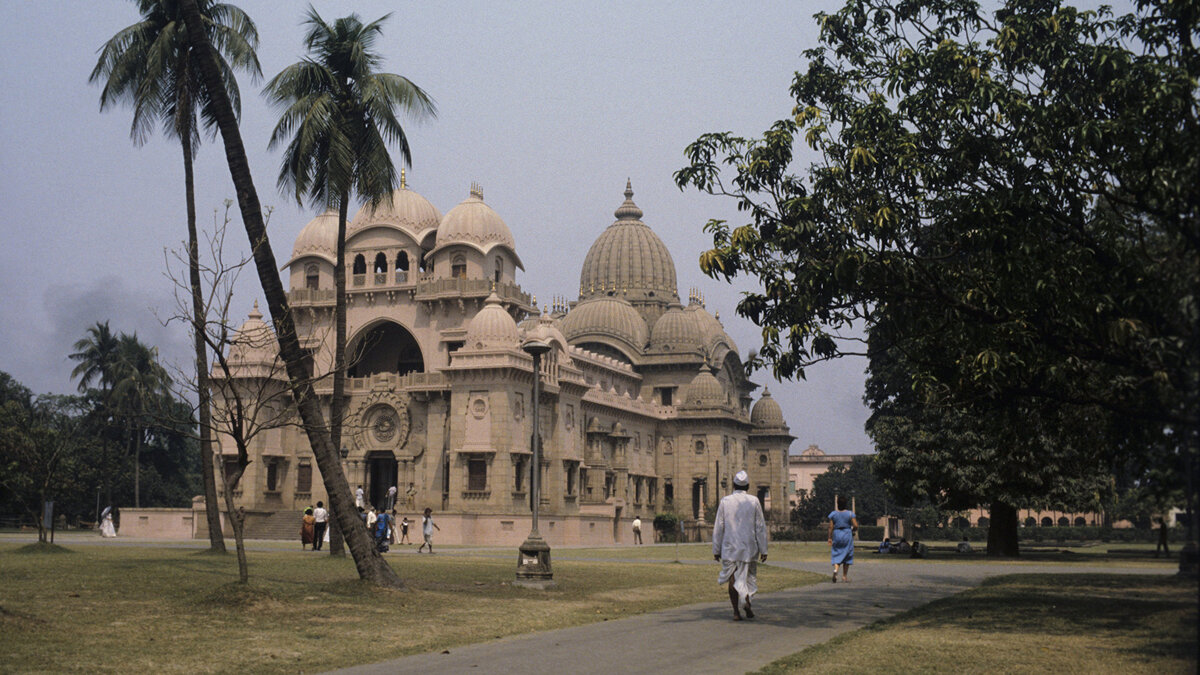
771;525;1187;543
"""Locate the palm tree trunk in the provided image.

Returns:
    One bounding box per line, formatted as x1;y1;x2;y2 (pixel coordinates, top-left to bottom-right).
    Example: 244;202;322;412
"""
328;194;349;556
179;0;402;588
183;134;226;553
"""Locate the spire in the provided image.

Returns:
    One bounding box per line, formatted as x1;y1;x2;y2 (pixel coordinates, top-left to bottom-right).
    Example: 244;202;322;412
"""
400;167;407;189
470;182;483;200
249;299;262;320
613;178;644;221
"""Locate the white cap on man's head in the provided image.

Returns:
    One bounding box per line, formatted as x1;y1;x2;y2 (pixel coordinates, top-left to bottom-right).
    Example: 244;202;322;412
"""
733;470;749;487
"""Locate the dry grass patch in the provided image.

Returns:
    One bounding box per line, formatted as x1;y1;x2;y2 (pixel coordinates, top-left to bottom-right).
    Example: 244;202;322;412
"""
754;573;1198;675
0;542;817;674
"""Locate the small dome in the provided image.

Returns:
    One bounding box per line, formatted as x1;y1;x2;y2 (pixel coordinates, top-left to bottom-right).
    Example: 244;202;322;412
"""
683;367;727;408
288;209;339;265
228;301;277;362
464;292;519;349
559;296;648;355
578;181;678;304
650;303;704;352
685;303;738;354
751;388;786;427
435;185;516;250
349;180;442;241
800;444;824;457
520;311;569;352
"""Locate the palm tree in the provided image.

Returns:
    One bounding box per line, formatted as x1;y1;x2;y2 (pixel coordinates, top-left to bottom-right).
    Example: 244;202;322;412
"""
112;334;171;508
69;321;121;396
265;6;435;552
176;0;405;586
91;0;260;549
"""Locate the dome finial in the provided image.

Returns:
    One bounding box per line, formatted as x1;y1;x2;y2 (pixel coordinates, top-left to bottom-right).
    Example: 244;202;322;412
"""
400;168;407;189
470;182;483;200
614;179;643;221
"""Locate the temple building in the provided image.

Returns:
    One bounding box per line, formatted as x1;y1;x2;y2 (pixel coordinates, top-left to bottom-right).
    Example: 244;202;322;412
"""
209;178;794;544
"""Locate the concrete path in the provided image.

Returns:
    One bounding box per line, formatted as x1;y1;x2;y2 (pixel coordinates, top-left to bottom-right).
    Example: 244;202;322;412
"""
329;556;1175;675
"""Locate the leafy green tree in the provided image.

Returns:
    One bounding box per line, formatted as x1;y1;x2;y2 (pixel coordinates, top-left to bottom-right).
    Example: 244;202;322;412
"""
0;391;88;542
792;455;893;528
177;0;405;586
264;6;435;554
676;0;1198;558
91;0;260;550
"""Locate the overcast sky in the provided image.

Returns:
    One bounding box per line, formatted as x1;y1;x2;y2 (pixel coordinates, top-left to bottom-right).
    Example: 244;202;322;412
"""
0;0;882;454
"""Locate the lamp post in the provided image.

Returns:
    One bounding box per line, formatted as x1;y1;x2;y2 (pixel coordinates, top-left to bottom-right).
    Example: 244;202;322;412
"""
516;338;554;588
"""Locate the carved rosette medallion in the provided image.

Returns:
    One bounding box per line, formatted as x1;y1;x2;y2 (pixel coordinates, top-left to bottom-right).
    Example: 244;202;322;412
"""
348;391;411;452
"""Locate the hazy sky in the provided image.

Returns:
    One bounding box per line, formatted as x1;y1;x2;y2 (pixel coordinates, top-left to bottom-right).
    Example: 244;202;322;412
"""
0;0;879;454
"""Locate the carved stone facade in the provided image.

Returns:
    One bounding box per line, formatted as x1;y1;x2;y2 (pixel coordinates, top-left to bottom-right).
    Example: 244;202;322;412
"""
213;179;794;544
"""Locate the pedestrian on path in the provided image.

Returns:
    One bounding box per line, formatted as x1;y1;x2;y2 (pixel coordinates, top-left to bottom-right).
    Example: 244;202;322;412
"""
827;496;858;582
399;516;411;544
712;470;767;621
312;501;328;551
417;507;440;553
300;506;315;550
632;516;643;544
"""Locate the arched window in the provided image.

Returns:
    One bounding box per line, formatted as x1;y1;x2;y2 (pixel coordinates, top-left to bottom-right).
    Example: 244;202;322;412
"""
305;264;319;290
395;251;410;283
494;256;503;283
373;252;387;285
452;254;467;279
352;254;367;286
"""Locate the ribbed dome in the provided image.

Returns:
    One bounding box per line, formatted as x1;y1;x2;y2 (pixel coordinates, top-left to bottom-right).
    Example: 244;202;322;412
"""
435;185;516;250
649;303;704;352
750;388;786;427
349;181;442;240
289;209;339;264
228;301;277;362
465;293;519;349
683;367;727;407
578;181;678;303
685;303;739;355
559;296;648;353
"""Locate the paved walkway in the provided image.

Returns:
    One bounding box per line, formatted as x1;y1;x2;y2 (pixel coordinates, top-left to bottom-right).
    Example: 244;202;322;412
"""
330;555;1175;675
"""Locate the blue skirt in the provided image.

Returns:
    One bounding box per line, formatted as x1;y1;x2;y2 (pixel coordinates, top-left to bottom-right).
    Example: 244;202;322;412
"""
831;528;854;565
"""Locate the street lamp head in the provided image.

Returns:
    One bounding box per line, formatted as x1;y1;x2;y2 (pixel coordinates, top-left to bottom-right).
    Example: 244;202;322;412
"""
521;339;551;357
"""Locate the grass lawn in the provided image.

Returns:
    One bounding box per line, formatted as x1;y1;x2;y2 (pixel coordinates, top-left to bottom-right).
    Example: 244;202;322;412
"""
753;573;1199;674
0;541;817;674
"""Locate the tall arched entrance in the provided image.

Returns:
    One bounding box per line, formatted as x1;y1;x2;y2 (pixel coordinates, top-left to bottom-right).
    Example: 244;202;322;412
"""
365;451;398;510
348;321;425;377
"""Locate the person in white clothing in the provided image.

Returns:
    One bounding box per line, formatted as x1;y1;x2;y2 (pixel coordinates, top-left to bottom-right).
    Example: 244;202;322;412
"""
632;516;643;544
712;470;768;621
355;486;364;509
417;507;440;553
312;501;329;551
99;506;116;538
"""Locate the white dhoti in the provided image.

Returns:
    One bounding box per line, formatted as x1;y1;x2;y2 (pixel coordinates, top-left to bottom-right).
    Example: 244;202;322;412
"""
717;559;758;610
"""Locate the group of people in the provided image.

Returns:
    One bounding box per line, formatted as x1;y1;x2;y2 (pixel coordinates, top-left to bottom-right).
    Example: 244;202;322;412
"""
711;474;868;621
300;499;439;554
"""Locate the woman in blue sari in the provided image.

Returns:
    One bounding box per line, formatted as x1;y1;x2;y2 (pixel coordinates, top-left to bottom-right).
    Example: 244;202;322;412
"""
827;496;858;583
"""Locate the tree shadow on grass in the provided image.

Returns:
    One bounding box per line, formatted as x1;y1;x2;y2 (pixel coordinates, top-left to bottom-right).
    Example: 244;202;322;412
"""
12;542;73;554
893;574;1197;662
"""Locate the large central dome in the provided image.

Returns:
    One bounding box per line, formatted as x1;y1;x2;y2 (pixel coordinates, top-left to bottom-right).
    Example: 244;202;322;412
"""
578;181;678;307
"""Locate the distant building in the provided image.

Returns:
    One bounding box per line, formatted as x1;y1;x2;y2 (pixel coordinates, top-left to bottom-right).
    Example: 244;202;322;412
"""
207;180;795;545
787;445;856;507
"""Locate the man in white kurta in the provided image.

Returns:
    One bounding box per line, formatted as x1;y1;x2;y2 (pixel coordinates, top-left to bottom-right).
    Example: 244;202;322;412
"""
712;471;768;620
